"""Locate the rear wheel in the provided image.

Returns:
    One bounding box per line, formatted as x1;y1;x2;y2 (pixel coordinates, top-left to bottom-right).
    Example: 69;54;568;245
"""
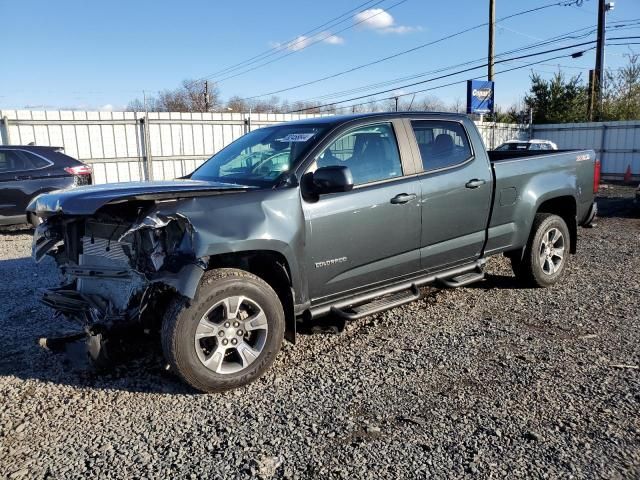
511;213;570;288
162;268;284;393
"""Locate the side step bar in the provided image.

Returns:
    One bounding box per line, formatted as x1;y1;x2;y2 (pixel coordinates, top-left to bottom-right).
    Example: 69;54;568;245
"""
309;259;486;320
331;285;421;320
437;268;485;288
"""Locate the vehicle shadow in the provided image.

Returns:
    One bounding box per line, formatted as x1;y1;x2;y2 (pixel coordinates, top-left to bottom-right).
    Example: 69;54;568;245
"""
595;183;638;219
596;195;638;219
0;255;195;394
466;273;529;291
0;224;33;236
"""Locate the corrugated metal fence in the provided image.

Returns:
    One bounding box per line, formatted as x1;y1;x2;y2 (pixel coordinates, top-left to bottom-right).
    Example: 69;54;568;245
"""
6;110;633;183
0;110;325;184
531;121;640;179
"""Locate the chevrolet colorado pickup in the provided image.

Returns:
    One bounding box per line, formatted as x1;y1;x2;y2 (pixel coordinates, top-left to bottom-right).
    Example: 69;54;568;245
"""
28;113;599;392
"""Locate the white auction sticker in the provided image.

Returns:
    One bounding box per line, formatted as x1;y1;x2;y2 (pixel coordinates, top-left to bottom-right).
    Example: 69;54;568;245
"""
276;133;315;142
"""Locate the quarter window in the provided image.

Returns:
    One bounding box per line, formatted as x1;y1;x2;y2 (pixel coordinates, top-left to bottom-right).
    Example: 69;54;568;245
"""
313;123;403;185
411;121;472;171
17;150;50;169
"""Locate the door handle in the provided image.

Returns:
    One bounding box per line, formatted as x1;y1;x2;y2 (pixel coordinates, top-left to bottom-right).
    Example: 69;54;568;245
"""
390;193;417;204
465;179;486;189
14;175;32;180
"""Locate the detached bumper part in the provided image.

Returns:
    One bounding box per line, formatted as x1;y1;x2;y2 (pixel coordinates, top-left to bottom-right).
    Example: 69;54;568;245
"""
32;220;62;262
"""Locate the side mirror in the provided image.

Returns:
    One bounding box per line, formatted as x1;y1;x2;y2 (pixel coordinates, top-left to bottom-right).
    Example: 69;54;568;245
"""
310;165;354;195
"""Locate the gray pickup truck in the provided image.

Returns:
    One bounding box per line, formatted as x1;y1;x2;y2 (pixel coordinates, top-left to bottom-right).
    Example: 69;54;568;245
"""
28;112;598;392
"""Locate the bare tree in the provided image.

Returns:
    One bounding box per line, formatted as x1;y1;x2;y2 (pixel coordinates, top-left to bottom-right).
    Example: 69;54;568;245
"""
127;79;220;112
449;97;464;113
417;96;446;111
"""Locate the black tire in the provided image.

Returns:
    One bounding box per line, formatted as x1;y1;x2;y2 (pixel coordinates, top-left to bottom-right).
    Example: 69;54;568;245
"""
162;268;284;393
511;213;570;288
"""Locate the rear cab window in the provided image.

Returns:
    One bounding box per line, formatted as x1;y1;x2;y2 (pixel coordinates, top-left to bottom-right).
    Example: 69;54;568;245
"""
410;121;473;172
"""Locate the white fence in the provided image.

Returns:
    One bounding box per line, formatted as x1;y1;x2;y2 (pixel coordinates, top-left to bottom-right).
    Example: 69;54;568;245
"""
17;110;632;183
531;121;640;180
476;121;529;150
0;110;325;184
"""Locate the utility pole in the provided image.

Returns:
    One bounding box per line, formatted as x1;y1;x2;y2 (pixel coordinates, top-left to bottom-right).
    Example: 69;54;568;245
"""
587;69;596;121
593;0;615;121
394;96;399;112
488;0;495;82
204;80;210;112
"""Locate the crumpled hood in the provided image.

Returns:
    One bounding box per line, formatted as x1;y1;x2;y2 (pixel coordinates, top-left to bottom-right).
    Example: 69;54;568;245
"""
27;179;254;216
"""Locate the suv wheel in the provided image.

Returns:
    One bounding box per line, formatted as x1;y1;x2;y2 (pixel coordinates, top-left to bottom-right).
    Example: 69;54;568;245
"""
162;268;285;392
511;213;570;288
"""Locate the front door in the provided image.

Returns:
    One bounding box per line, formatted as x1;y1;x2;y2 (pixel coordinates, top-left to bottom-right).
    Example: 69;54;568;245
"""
408;120;493;271
302;122;422;302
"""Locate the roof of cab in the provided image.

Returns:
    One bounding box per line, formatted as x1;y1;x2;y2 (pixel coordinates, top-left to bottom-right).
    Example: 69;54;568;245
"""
281;111;469;126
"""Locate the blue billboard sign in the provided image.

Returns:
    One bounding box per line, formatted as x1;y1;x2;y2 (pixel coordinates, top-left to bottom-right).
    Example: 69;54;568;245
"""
466;80;494;115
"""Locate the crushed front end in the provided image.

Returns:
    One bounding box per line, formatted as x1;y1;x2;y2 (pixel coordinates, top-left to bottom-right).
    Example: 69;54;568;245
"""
32;203;206;363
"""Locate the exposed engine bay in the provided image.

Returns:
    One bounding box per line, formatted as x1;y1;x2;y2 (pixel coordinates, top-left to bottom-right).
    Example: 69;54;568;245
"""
32;202;207;362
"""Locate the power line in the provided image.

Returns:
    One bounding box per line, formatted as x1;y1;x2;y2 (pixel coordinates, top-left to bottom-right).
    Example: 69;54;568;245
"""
187;0;387;87
208;0;411;85
288;35;640;113
290;21;640;106
239;0;589;101
288;42;598;112
303;22;618;103
328;50;598;113
185;0;410;89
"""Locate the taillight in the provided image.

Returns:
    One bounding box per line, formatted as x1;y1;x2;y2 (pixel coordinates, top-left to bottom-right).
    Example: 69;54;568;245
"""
64;164;92;176
593;159;601;194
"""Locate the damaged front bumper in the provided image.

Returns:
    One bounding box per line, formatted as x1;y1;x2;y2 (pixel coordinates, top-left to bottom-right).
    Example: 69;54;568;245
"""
33;210;207;337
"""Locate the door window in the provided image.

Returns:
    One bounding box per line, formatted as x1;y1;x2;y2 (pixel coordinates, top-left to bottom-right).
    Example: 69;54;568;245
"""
313;123;403;185
411;121;472;171
0;150;49;172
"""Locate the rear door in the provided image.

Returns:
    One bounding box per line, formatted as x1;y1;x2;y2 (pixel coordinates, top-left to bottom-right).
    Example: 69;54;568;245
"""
0;149;53;218
301;120;422;302
406;119;493;272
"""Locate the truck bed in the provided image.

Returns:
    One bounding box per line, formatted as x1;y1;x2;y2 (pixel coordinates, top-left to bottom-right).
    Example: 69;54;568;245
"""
483;149;597;256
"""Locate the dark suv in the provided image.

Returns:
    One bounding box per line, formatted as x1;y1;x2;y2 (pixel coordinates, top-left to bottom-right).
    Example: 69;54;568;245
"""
0;146;92;226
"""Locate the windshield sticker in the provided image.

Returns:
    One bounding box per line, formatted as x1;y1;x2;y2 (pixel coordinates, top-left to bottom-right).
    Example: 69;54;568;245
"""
275;133;316;142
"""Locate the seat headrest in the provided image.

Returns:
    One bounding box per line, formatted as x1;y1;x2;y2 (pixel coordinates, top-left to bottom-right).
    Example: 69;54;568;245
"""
433;134;454;156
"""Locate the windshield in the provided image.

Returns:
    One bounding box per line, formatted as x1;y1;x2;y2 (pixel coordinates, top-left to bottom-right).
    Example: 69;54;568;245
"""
191;124;327;186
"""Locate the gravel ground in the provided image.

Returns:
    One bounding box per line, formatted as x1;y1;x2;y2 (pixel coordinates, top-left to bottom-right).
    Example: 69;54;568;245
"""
1;185;639;479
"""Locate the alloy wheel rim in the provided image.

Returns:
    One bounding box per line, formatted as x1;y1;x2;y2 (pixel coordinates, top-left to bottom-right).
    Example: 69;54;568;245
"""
194;295;268;374
539;227;565;275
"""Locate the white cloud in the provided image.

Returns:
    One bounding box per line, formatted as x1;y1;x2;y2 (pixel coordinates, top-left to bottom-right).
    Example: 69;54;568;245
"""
285;35;312;51
323;34;345;45
355;8;395;29
272;31;345;52
99;104;114;111
354;8;419;34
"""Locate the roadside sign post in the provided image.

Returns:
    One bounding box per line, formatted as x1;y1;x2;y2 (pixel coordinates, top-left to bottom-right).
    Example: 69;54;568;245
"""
466;80;495;117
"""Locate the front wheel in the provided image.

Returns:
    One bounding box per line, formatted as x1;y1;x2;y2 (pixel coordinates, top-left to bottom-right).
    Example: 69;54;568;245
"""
162;268;285;392
511;213;570;288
